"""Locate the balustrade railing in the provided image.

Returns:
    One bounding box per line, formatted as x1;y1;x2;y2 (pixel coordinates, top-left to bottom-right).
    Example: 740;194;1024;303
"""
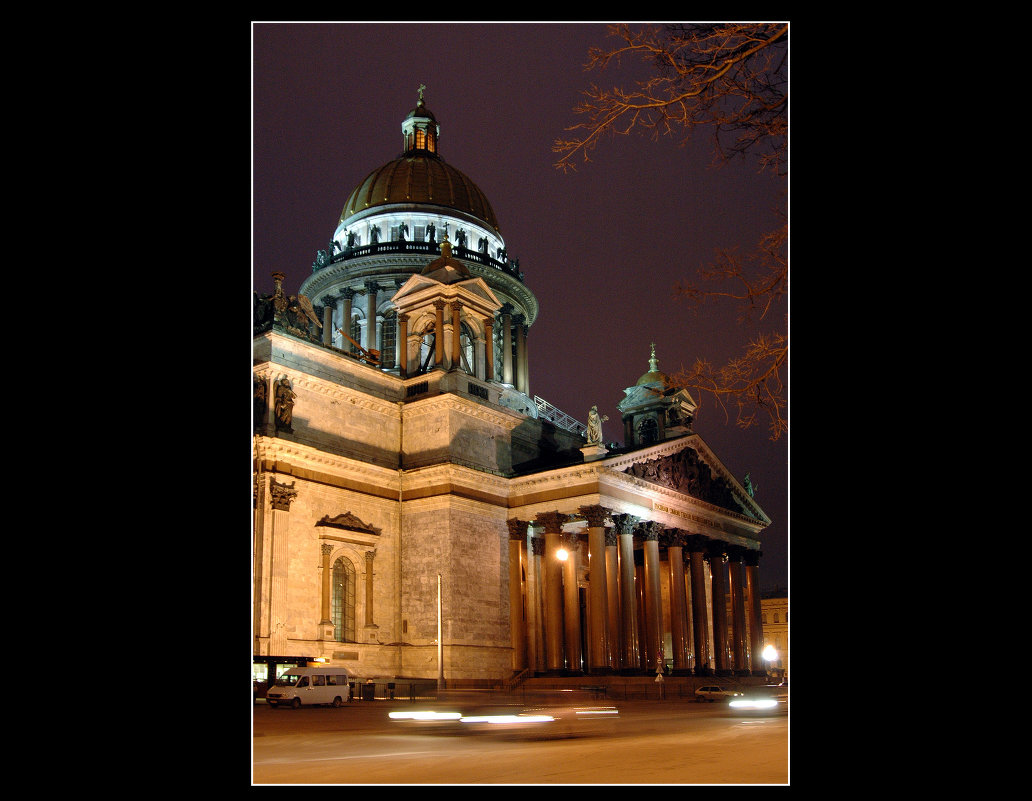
314;241;524;282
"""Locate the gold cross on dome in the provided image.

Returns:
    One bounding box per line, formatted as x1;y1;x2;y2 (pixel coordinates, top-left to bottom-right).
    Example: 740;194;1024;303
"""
418;84;426;101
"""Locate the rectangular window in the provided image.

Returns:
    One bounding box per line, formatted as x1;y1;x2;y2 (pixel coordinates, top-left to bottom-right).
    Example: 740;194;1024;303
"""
415;225;425;241
312;675;325;686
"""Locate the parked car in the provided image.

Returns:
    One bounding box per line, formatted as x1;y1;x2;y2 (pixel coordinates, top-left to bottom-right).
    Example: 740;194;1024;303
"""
695;685;743;702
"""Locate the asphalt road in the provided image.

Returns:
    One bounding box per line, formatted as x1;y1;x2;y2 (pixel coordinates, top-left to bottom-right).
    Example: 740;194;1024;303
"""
252;698;788;785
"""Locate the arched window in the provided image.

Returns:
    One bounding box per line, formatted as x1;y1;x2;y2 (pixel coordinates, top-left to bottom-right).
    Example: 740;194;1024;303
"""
332;557;356;643
459;322;475;375
417;324;436;374
380;310;396;370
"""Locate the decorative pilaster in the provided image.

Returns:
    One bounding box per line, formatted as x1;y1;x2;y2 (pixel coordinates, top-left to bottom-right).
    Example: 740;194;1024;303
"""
364;550;377;630
319;543;335;640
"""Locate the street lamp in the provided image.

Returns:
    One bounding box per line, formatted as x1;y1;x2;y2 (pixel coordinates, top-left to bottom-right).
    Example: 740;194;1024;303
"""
762;644;778;683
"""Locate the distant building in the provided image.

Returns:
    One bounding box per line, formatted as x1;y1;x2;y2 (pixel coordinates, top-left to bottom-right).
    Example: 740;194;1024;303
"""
760;589;788;679
253;93;775;688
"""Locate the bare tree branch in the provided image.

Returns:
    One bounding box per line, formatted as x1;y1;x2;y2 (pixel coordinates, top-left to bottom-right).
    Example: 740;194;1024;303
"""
556;23;789;440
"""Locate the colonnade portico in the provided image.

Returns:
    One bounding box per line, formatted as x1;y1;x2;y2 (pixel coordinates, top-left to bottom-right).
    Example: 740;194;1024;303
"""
507;505;766;678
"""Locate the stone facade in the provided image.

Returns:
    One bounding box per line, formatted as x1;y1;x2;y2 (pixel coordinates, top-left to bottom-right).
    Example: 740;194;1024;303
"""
253;95;774;687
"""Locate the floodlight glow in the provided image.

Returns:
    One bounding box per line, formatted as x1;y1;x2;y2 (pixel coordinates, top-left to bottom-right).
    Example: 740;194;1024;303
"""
556;548;568;561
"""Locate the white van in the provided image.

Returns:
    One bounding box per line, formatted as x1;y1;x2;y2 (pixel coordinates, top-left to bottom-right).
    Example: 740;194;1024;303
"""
265;666;354;708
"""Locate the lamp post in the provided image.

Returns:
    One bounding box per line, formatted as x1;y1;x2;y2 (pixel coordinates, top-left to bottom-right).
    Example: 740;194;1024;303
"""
437;574;444;695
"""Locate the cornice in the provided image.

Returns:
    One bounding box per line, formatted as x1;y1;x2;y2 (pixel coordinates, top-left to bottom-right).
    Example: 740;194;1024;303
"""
403;392;523;430
254;436;400;493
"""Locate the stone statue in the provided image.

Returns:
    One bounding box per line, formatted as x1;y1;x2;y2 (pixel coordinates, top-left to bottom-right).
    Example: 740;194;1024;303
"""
427;222;436;243
274;377;296;433
370;224;380;244
586;405;609;445
744;473;757;497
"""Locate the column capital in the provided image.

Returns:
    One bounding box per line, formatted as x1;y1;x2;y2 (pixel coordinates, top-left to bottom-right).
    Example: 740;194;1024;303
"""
269;479;297;511
531;535;546;556
364;279;381;294
507;518;530;540
321;543;334;556
684;533;710;552
433;298;447;311
706;539;729;561
662;527;688;548
611;513;640;537
636;520;664;541
743;549;762;567
338;287;356;300
578;504;611;528
534;510;572;533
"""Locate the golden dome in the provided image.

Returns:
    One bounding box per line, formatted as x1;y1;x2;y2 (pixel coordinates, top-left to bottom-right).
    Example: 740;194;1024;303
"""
339;153;499;231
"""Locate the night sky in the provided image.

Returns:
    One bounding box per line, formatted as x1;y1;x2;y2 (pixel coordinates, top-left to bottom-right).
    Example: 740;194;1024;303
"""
252;22;788;592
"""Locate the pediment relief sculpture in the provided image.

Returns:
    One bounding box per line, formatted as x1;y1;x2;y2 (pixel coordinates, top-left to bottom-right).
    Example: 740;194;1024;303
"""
624;447;742;514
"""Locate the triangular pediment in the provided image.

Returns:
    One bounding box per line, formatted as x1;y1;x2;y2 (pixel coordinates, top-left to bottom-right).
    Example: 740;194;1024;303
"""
612;436;768;523
391;273;501;316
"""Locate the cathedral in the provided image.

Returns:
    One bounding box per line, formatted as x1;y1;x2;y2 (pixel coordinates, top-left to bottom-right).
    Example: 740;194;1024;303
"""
252;92;772;688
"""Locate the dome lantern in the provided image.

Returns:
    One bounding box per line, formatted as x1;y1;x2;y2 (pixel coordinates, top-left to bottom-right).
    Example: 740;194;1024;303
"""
402;84;440;155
